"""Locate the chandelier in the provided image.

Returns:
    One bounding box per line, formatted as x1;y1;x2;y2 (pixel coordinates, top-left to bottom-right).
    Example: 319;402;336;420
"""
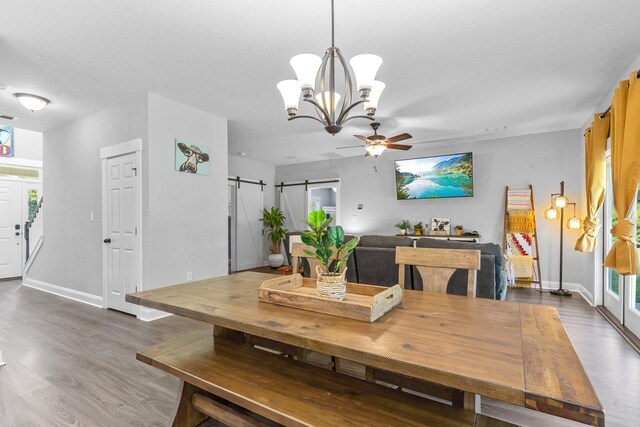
277;0;385;135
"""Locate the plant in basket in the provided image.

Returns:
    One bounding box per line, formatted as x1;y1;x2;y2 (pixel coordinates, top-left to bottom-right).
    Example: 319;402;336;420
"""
301;210;359;301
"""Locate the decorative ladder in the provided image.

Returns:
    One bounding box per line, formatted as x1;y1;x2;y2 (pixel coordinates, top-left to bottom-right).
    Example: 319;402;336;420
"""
502;185;542;290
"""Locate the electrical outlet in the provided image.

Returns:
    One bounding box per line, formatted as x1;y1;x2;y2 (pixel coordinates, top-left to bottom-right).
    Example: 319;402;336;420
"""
89;212;94;222
186;271;193;281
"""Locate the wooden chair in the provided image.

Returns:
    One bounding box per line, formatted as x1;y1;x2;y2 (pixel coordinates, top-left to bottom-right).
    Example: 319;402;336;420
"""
396;246;481;296
368;246;482;411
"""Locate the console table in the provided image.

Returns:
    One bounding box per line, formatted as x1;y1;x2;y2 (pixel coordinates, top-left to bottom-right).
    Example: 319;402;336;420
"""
127;271;603;426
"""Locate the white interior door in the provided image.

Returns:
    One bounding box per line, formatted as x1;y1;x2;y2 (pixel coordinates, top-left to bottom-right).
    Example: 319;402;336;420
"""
280;185;307;232
235;183;263;271
104;152;139;315
0;180;22;278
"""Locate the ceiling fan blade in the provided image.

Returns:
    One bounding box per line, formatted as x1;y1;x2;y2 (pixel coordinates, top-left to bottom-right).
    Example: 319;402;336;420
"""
336;145;365;150
354;135;371;143
387;143;412;151
386;133;413;143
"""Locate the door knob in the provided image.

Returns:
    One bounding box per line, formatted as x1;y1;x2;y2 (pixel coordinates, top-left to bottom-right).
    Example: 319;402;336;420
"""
15;232;20;236
103;238;111;244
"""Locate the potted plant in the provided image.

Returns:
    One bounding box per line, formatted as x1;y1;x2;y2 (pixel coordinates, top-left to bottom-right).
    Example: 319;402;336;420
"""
395;219;411;235
413;221;424;236
260;207;288;268
301;210;359;300
454;225;464;236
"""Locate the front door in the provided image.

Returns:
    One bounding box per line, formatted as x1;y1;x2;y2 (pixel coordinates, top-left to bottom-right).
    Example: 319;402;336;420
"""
104;152;139;315
0;180;21;278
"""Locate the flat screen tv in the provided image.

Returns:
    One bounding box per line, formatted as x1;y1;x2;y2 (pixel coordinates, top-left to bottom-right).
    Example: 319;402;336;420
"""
395;152;474;200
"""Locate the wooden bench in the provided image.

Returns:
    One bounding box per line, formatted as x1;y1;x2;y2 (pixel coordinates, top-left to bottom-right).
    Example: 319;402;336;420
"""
138;330;515;427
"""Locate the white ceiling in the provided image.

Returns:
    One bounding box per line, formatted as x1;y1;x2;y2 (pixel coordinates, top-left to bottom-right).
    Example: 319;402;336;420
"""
2;0;640;165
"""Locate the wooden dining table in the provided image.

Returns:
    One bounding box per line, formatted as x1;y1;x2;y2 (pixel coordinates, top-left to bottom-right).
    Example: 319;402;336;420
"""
127;271;604;426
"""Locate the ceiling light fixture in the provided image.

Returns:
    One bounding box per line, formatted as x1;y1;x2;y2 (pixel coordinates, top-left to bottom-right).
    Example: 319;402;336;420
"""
277;0;384;135
14;93;50;112
364;144;386;157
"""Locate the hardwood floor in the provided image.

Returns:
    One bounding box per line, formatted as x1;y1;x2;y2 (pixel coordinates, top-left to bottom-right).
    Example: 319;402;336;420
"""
1;278;638;426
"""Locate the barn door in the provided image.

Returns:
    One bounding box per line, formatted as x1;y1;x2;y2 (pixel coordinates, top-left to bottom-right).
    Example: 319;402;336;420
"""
279;185;307;232
0;180;22;279
235;182;263;271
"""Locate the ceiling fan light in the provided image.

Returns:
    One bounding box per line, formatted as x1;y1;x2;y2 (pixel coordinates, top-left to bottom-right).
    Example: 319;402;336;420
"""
290;54;322;93
315;92;341;110
364;81;385;115
14;93;50;112
349;54;382;95
365;144;386;157
277;80;301;115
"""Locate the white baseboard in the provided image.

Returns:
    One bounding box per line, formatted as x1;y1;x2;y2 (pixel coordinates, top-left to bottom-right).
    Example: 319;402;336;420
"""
22;277;104;308
22;235;43;275
539;281;594;306
138;307;173;322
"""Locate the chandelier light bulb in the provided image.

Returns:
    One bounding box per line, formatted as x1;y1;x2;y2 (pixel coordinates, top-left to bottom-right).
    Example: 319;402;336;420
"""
14;93;50;112
364;81;385;116
545;206;558;220
276;80;301;115
290;54;322;93
315;92;341;111
349;54;383;95
554;195;568;208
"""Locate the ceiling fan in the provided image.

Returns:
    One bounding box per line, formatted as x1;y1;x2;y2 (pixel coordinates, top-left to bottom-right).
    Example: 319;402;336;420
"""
337;122;412;157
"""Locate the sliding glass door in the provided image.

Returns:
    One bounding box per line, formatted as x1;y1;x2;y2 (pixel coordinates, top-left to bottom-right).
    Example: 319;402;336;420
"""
603;152;640;338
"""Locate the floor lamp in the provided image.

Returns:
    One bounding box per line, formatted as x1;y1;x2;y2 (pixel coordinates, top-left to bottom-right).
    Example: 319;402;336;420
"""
544;181;582;296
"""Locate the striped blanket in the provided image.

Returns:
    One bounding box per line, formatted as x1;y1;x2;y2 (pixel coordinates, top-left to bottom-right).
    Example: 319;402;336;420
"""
507;189;531;210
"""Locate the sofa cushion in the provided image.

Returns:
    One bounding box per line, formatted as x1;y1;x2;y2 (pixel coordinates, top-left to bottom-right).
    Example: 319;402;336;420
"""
353;247;411;288
359;235;414;248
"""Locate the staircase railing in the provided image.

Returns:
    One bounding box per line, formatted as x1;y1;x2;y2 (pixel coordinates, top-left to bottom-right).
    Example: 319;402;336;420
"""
25;196;44;262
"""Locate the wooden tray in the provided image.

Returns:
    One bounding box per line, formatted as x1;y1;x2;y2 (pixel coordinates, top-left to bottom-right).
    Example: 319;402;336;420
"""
258;274;402;322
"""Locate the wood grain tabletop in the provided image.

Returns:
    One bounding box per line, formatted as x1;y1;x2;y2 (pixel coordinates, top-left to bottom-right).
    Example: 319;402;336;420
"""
127;271;604;426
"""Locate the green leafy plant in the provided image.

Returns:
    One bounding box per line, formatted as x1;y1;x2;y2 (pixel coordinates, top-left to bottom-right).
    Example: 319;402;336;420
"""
413;221;424;230
301;210;359;274
395;219;411;230
260;207;287;254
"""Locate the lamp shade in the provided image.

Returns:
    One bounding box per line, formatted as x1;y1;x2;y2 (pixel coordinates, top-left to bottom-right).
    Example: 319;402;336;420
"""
364;81;385;113
315;92;341;110
349;54;383;92
544;206;558;220
554;195;568;208
290;54;322;91
567;217;582;230
276;80;301;111
15;93;50;112
365;144;386;157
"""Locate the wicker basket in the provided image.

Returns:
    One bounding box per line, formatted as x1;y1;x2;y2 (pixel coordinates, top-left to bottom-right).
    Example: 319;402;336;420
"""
315;266;347;301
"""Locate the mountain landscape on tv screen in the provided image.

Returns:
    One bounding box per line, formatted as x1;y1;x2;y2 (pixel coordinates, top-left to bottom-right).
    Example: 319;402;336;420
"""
395;153;473;200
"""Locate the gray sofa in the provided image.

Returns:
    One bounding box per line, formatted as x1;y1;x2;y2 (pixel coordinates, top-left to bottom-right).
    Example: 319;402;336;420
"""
349;235;413;286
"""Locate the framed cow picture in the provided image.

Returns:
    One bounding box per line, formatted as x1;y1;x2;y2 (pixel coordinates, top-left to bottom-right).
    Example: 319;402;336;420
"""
175;139;210;175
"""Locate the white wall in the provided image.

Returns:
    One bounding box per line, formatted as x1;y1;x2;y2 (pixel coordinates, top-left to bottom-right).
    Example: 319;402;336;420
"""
27;94;148;297
145;93;228;288
27;92;229;301
276;129;593;294
12;128;43;161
